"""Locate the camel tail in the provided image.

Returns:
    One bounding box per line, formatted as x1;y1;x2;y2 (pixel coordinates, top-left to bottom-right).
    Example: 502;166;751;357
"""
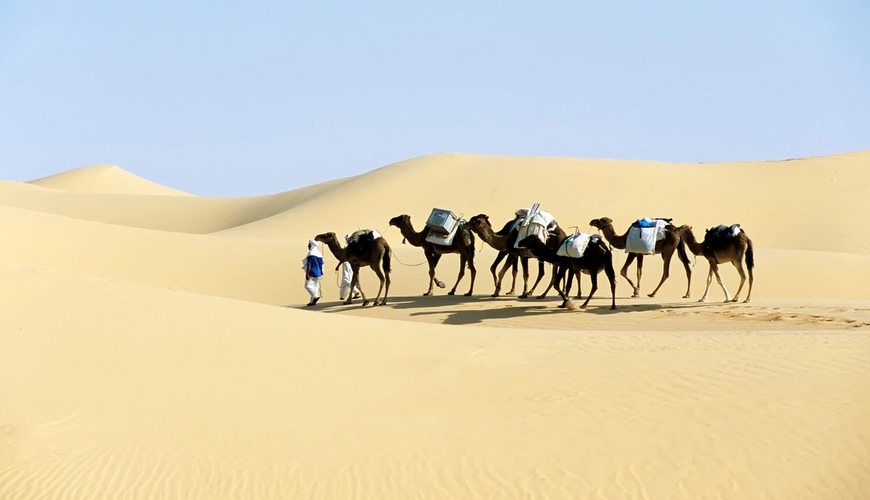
383;245;392;274
745;238;754;271
603;243;617;309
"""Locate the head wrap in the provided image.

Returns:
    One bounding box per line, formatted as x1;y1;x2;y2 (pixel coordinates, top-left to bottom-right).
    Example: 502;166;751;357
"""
306;239;323;258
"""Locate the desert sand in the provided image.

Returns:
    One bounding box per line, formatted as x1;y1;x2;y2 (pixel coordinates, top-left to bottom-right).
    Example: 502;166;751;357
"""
1;152;868;499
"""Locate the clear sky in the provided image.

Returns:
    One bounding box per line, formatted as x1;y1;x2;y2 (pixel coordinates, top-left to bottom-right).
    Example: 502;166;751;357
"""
2;0;868;195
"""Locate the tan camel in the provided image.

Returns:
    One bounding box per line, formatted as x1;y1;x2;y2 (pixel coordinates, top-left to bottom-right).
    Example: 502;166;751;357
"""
388;214;477;296
673;225;754;303
589;217;692;298
314;232;391;306
517;234;617;310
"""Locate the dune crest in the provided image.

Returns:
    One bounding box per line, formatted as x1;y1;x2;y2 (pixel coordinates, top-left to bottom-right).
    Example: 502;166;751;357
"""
28;164;191;196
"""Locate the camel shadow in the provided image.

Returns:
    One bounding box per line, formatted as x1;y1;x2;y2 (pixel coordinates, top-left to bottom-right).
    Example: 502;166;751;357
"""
572;300;701;315
285;293;498;312
408;303;554;325
387;293;574;310
285;296;713;323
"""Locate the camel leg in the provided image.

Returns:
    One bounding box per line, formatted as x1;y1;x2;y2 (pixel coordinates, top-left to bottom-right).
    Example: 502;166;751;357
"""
381;256;391;306
579;267;598;309
424;252;441;296
730;259;746;303
604;250;617;310
489;252;506;291
699;265;714;302
563;270;573;300
553;264;572;309
713;264;732;302
526;260;545;297
621;254;639;297
648;249;673;298
635;254;644;297
494;254;518;297
505;258;519;296
677;241;693;299
448;254;466;295
370;262;387;306
351;265;369;306
464;252;476;296
537;263;559;299
574;269;583;299
518;257;530;298
369;266;383;306
743;249;754;303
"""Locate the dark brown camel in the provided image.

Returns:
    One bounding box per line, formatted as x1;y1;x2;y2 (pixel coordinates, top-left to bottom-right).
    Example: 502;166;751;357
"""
589;217;692;298
517;234;617;311
388;214;477;296
673;225;754;303
466;214;584;299
465;214;546;298
489;216;523;295
314;232;391;306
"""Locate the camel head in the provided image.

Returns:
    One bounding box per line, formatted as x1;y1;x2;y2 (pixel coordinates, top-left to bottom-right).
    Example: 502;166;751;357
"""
465;214;491;232
468;214;490;225
388;214;410;228
589;217;613;230
314;232;338;244
673;225;692;236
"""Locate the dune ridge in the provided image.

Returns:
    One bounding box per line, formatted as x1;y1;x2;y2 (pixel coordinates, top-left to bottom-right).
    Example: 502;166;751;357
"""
1;151;869;499
27;164;192;196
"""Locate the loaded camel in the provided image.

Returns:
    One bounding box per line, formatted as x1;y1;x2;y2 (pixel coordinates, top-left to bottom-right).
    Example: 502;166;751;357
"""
673;225;754;303
314;231;391;306
488;216;524;296
589;217;692;298
466;214;583;299
517;234;617;311
388;214;477;296
465;214;546;298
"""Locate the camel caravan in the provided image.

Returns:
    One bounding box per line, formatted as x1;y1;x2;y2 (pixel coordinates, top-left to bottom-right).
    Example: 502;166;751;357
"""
315;204;754;311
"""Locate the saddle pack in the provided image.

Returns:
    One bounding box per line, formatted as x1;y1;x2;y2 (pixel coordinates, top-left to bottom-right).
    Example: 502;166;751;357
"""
345;229;381;256
514;203;559;248
625;217;670;254
556;233;599;258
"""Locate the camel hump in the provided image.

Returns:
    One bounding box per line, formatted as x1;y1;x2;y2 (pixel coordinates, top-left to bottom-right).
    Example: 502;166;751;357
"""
347;229;382;244
703;224;743;249
346;229;383;256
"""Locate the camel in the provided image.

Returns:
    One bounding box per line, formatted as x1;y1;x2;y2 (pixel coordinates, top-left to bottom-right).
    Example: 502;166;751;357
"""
314;231;391;306
517;234;617;310
466;213;583;299
465;214;547;298
673;225;754;303
589;217;692;299
488;216;523;295
388;214;477;296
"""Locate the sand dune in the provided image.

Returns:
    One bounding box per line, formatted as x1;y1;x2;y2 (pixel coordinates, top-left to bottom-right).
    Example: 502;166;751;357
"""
28;164;192;196
1;152;869;499
2;173;347;234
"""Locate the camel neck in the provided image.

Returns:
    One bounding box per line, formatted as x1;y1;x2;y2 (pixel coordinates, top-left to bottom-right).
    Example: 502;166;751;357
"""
601;225;628;249
399;221;427;247
325;240;347;260
682;230;704;255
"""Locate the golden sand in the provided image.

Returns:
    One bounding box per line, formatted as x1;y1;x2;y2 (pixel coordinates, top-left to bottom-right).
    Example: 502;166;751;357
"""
2;152;868;499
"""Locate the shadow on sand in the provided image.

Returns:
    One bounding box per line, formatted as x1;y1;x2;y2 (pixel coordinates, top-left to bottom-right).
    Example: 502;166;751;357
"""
286;292;715;326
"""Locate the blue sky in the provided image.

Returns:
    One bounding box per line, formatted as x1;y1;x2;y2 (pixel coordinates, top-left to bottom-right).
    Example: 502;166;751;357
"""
1;0;868;195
